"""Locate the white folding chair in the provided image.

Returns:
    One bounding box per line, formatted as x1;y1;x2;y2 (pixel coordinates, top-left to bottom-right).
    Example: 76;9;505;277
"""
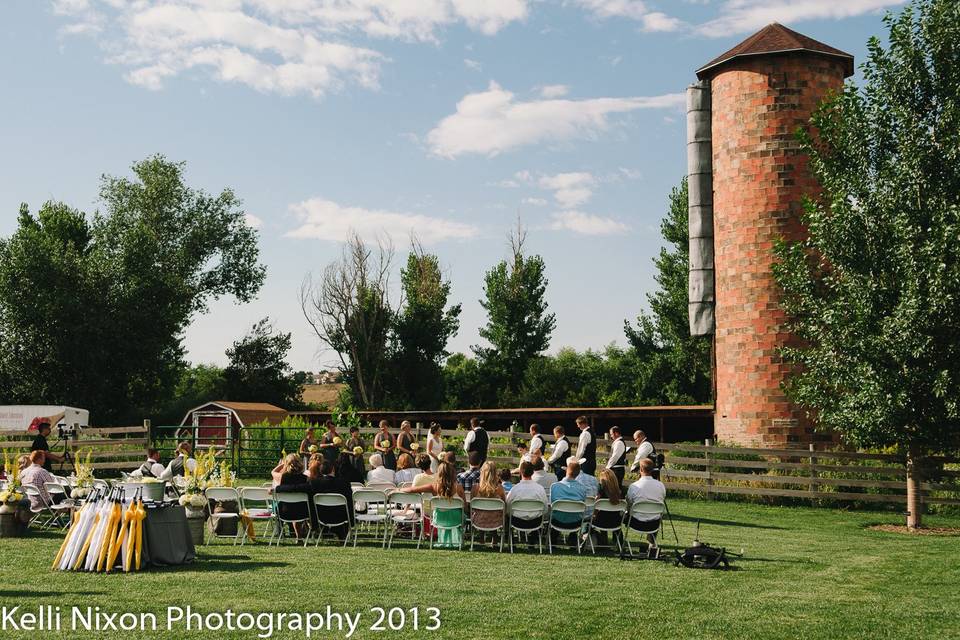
589;498;627;554
625;501;664;557
366;482;397;492
385;492;423;549
507;499;547;554
469;497;506;552
272;492;312;546
24;484;70;530
93;479;109;491
429;496;464;551
239;487;278;545
352;489;390;548
397;481;413;489
311;493;353;547
205;487;244;545
548;500;587;554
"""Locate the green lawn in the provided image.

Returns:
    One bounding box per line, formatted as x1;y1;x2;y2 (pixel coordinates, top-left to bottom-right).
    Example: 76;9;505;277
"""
1;499;958;640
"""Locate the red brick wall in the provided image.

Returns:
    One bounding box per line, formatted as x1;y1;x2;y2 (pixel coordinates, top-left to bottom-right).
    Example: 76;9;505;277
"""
710;55;847;446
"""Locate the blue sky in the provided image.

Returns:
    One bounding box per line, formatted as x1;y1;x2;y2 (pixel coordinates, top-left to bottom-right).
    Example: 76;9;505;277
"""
0;0;903;371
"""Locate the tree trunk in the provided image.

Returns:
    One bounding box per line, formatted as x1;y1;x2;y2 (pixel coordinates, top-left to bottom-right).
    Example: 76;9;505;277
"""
905;442;923;529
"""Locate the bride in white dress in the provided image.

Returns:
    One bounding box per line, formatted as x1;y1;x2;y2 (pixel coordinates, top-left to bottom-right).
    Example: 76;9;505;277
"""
426;423;444;473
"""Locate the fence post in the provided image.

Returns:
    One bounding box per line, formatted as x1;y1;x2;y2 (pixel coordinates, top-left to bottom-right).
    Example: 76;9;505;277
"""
704;438;713;500
143;419;151;444
809;443;818;506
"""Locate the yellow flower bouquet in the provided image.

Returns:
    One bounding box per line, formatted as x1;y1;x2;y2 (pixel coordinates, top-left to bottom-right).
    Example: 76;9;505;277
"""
332;437;343;446
353;446;364;456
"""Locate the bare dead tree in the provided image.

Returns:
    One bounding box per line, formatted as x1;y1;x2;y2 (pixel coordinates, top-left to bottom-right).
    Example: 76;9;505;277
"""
300;232;395;408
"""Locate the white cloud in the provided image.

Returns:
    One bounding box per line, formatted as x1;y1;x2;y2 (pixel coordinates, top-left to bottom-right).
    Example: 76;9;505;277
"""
538;171;596;208
550;210;630;236
426;81;685;157
244;213;263;229
286;198;479;244
574;0;684;31
464;58;482;71
522;197;548;206
697;0;905;37
52;1;529;96
538;84;569;98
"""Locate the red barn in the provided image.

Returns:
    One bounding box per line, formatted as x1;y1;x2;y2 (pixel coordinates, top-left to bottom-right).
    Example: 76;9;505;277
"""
179;401;288;446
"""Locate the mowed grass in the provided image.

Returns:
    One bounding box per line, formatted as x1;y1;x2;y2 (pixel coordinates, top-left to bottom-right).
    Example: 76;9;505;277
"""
1;499;958;640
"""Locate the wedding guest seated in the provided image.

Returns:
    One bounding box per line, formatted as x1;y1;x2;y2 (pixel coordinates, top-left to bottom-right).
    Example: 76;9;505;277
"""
550;458;588;543
366;453;396;485
335;451;364;485
307;454;323;480
273;454;311;538
470;461;506;541
21;451;58;508
160;442;196;481
626;459;666;542
576;463;599;518
499;468;514;492
511;443;532;474
531;458;556;492
505;461;547;537
394;453;419;484
278;458;355;540
400;462;465;548
412;454;435;487
130;448;164;479
456;451;483;494
594;468;626;547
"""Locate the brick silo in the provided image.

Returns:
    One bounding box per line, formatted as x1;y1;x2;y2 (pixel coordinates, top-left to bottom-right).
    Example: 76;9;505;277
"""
692;24;854;446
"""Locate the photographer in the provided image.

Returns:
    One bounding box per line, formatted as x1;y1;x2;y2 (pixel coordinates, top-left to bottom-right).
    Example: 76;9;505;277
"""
30;422;65;473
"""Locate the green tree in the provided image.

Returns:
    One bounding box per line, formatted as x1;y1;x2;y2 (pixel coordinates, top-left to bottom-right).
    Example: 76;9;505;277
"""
625;178;712;405
221;318;303;409
153;363;226;425
0;156;264;423
772;0;960;528
389;243;461;409
442;352;492;409
474;226;556;400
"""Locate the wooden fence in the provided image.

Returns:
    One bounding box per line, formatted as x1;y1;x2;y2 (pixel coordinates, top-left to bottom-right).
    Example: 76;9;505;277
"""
659;441;960;507
0;424;149;472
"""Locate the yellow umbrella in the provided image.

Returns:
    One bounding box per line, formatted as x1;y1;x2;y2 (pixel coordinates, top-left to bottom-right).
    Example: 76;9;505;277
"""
52;510;80;569
134;496;146;571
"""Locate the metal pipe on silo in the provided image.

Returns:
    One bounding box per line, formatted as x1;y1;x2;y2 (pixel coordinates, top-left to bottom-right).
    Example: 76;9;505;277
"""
687;79;715;336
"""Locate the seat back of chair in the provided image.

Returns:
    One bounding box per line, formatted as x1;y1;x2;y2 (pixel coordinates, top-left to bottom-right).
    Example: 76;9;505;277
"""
551;499;586;516
205;487;240;503
397;481;413;489
44;482;66;497
274;492;310;505
629;500;663;520
594;498;626;514
93;479;109;490
366;482;396;492
470;497;505;513
387;492;422;508
240;487;272;510
509;499;546;519
353;489;389;506
431;496;464;512
313;492;348;508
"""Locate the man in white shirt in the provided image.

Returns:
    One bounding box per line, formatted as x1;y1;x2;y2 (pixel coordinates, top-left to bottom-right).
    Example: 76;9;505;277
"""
530;458;555;492
366;453;396;484
528;424;544;457
574;416;596;475
605;426;628;488
506;461;547;536
159;442;196;482
626;459;666;543
629;430;656;474
130;448;165;479
461;417;489;464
